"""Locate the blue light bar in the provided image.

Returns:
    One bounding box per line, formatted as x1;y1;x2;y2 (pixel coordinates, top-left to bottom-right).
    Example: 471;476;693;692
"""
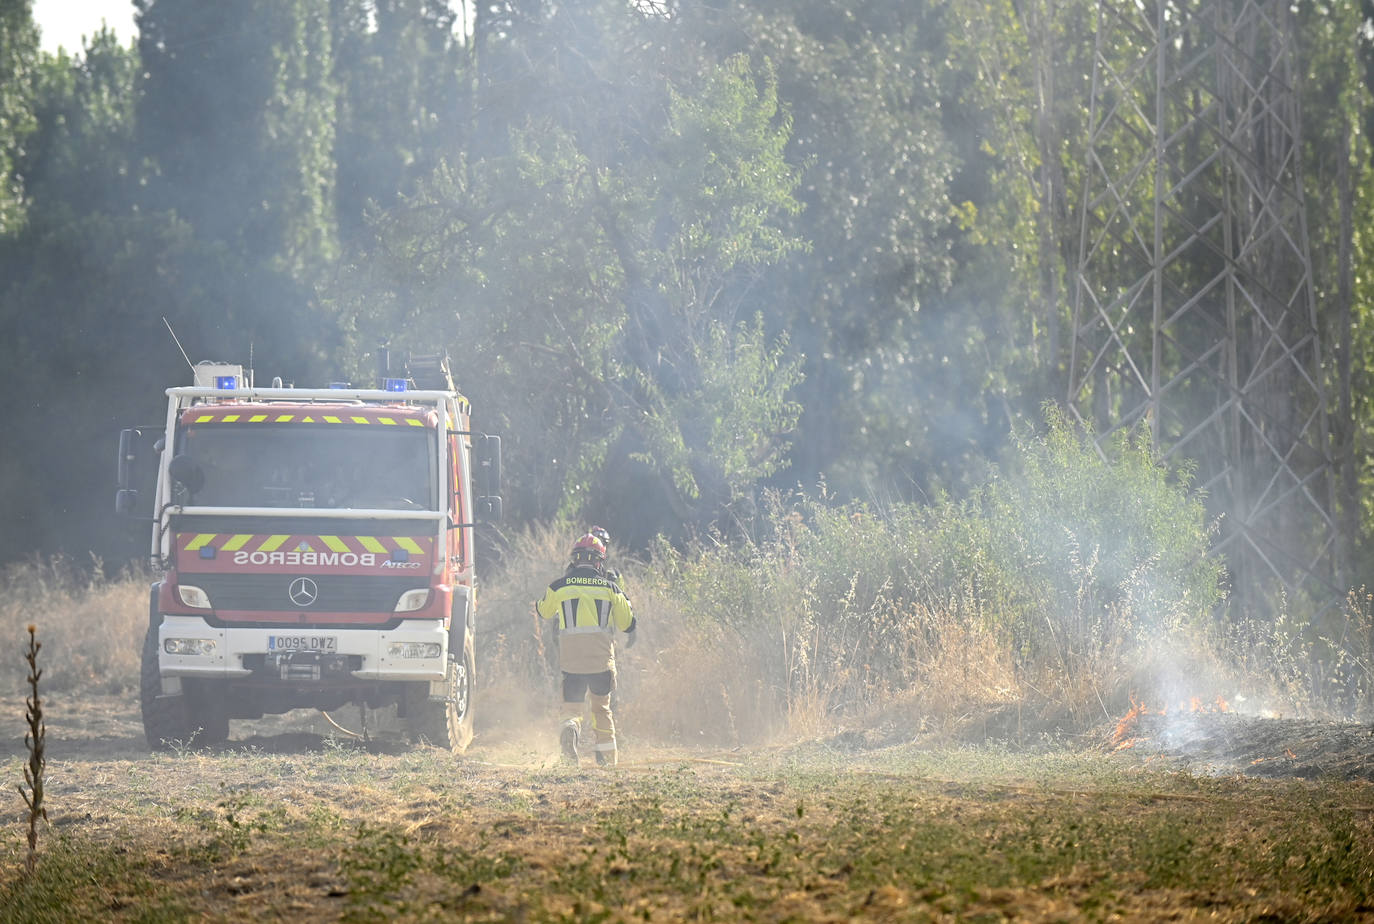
384;378;408;392
215;375;238;390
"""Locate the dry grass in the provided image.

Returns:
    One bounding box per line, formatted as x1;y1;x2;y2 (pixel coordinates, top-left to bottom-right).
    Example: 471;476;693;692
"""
0;523;1348;758
0;559;145;695
471;523;570;744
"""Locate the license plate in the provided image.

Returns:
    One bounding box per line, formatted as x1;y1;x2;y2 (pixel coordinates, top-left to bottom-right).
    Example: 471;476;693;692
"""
268;635;338;653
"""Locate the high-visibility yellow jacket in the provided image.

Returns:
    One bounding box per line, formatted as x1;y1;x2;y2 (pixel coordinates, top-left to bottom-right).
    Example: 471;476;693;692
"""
535;567;636;674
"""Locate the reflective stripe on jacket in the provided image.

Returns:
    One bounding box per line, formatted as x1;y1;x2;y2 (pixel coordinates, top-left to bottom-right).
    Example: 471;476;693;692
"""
535;568;635;674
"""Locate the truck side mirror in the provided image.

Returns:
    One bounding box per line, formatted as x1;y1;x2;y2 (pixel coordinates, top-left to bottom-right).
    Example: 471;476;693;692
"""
474;434;502;522
115;488;140;516
116;429;146;516
117;428;141;490
477;495;503;522
477;434;501;494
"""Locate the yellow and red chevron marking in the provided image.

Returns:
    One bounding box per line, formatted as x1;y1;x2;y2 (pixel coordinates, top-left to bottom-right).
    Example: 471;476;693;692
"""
179;406;435;427
180;533;429;555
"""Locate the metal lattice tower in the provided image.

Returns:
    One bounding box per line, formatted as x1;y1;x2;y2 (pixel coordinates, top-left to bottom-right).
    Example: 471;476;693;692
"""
1068;0;1337;606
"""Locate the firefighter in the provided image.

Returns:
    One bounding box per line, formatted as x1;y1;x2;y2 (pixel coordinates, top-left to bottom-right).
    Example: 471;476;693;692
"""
535;532;636;766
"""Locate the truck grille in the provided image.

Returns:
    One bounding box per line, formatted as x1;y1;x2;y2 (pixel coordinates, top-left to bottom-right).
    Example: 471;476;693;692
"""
183;573;423;614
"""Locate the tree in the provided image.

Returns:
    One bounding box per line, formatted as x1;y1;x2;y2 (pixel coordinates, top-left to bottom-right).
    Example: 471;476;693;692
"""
1300;0;1374;580
22;28;138;217
333;4;806;543
693;1;1066;505
133;0;339;376
331;0;471;248
0;0;39;235
0;29;211;565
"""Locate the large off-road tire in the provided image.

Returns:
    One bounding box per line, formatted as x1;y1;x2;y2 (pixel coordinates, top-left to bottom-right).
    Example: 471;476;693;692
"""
140;625;193;750
407;642;474;752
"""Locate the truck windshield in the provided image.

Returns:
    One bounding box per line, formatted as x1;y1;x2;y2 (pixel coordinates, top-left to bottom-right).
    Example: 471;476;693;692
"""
175;424;438;510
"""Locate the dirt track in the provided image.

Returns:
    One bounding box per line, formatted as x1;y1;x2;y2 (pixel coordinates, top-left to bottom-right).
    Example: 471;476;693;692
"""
5;689;1374;780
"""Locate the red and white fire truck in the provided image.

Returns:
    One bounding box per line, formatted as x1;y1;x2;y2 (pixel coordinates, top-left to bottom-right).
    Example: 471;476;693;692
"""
116;356;501;751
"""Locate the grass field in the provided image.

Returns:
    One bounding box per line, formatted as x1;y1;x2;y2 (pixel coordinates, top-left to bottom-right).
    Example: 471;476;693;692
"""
2;692;1373;922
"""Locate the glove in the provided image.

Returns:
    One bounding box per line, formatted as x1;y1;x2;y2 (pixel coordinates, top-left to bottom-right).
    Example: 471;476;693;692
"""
624;629;638;650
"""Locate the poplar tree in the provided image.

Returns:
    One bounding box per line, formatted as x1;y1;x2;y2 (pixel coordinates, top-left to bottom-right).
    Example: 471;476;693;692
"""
0;0;38;235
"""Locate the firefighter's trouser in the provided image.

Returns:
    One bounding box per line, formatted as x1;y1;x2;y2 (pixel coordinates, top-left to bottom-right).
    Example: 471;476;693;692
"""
561;670;616;765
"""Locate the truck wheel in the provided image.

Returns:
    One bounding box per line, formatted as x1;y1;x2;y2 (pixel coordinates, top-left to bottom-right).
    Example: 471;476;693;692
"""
408;643;474;752
140;625;193;750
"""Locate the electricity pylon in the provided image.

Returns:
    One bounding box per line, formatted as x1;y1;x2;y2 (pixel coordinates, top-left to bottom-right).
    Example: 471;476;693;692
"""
1068;0;1337;608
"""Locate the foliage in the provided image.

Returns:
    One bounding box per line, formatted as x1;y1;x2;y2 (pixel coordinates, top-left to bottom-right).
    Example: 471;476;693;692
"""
333;19;806;539
977;405;1222;659
22;27;137;217
0;0;1369;646
631;315;802;519
634;407;1222;739
683;1;973;500
0;0;39;235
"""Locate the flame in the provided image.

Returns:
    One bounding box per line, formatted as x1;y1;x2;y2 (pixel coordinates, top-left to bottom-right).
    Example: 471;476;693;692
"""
1110;695;1155;750
1110;693;1233;751
1189;695;1231;714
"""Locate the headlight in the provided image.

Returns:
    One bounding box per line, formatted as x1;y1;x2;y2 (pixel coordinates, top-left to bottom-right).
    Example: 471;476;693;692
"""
394;589;430;613
177;584;212;609
388;642;442;659
164;638;217;656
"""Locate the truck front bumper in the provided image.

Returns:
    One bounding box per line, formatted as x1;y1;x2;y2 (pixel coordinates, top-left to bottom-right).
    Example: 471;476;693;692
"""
156;615;449;683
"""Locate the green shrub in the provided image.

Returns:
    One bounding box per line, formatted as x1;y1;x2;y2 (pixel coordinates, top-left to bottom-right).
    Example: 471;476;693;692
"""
628;406;1223;740
974;404;1222;665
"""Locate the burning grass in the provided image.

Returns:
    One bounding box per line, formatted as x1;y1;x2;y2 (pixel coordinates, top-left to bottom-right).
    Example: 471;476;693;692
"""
1110;694;1234;751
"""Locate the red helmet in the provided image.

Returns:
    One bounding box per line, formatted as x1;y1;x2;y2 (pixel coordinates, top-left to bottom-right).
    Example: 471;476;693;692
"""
569;533;607;571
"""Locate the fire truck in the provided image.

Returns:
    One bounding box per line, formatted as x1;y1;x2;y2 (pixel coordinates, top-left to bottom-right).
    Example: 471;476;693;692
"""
115;356;501;751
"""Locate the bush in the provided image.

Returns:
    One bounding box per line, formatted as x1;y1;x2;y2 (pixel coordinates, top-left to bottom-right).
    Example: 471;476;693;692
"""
620;406;1224;742
979;406;1221;658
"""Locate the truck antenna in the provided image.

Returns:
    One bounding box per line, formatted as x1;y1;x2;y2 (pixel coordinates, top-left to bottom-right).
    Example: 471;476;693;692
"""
163;317;194;373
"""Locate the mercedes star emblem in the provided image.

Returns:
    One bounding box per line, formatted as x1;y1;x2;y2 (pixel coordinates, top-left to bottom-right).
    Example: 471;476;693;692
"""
288;577;319;607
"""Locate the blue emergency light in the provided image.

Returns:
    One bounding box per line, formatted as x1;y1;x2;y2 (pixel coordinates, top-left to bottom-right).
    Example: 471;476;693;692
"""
215;375;238;390
384;378;408;392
